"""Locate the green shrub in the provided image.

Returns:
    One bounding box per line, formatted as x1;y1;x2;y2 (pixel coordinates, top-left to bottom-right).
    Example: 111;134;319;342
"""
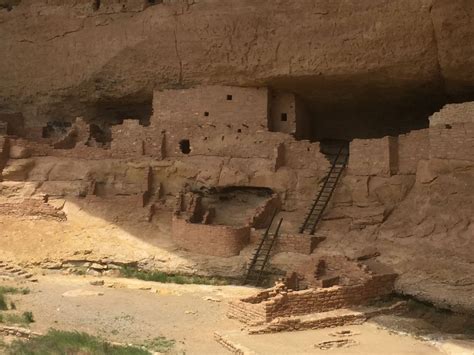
145;336;175;353
120;266;229;286
0;311;35;326
0;286;30;295
22;311;34;323
0;293;7;311
8;329;150;355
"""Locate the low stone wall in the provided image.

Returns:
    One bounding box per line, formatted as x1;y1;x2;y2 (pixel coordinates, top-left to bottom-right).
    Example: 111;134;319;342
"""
248;301;407;334
247;194;280;229
228;274;396;325
227;298;267;326
273;233;321;255
0;325;41;339
171;216;250;257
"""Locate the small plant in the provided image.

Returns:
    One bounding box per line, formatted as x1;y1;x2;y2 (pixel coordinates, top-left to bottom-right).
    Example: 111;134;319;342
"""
22;311;34;323
0;311;35;326
0;286;30;295
10;301;16;310
8;329;151;354
120;266;229;286
145;336;175;353
0;294;7;311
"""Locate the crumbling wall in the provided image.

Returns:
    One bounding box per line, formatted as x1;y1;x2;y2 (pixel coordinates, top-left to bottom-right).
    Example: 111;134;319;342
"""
397;129;429;174
247;194;280;229
429;102;474;126
428;102;474;161
348;137;398;176
429;123;474;161
111;119;145;157
229;273;396;325
273;234;320;255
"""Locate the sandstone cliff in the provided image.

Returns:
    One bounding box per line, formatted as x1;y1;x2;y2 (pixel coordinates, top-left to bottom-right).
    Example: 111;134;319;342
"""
0;0;473;125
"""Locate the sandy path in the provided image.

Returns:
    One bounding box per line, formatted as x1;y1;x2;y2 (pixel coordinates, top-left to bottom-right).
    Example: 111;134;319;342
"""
2;275;466;354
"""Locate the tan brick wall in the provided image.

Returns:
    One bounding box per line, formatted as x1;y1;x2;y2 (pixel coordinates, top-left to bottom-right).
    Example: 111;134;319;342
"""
348;136;397;176
283;140;330;171
269;91;297;135
248;194;280;229
398;129;429;174
429;123;474;161
152;86;269;130
273;234;319;255
162;127;285;163
171;216;250;257
430;102;474;127
229;274;396;324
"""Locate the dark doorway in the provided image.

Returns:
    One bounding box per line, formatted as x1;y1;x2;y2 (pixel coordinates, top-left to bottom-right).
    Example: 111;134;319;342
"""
179;139;191;154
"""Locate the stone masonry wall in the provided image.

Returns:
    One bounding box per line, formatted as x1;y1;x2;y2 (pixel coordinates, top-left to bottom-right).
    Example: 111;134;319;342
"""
349;136;398;176
152;86;269;130
269;91;297;135
429;123;474;161
429;102;474;126
397;129;429;174
229;274;396;325
273;234;320;255
171;216;250;257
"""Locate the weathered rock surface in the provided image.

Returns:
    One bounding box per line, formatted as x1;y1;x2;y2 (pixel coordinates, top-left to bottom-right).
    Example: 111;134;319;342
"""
0;0;473;124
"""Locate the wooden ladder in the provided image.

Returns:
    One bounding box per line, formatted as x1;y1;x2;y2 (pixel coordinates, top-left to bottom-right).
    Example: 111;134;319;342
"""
299;146;349;235
244;211;283;286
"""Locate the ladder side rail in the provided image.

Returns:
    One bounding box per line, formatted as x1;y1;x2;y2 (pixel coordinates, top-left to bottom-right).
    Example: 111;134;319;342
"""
244;209;278;284
300;146;343;233
309;154;348;234
256;218;283;285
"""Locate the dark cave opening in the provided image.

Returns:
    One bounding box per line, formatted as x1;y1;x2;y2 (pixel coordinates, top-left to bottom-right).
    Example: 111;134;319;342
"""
42;121;72;139
268;74;450;142
91;99;152;127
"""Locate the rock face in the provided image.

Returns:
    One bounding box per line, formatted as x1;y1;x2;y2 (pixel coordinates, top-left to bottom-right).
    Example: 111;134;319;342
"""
0;1;473;314
0;0;473;126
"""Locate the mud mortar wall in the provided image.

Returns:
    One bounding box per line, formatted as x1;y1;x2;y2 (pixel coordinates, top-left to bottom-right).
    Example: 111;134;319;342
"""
229;274;397;325
397;129;429;174
429;123;474;161
171;216;250;257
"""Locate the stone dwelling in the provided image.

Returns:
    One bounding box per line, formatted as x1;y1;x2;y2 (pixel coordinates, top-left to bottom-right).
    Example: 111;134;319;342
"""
0;86;473;312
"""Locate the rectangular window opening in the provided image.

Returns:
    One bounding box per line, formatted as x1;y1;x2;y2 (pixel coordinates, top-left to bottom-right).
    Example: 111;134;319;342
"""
281;113;288;122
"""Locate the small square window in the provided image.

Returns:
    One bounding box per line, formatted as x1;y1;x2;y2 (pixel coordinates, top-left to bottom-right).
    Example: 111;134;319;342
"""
204;112;209;117
281;113;288;122
227;94;233;101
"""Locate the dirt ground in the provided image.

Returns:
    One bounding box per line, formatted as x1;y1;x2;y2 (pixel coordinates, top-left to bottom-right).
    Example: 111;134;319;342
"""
1;274;474;354
0;202;249;278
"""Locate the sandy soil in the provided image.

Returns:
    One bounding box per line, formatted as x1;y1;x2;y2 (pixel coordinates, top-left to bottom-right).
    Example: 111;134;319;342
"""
0;202;250;279
2;275;473;354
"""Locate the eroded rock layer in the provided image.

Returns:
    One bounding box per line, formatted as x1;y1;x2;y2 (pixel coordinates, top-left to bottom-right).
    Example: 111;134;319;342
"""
1;0;474;128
